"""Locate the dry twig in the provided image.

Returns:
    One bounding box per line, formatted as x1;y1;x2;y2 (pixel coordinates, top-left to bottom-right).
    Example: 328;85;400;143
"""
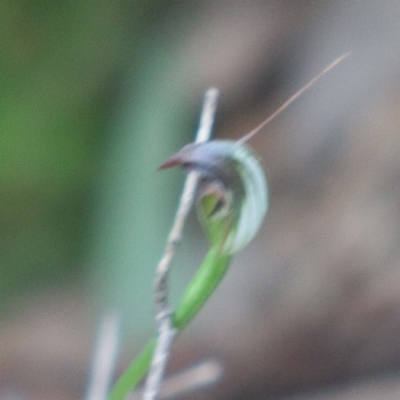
142;88;219;400
130;359;222;400
86;312;121;400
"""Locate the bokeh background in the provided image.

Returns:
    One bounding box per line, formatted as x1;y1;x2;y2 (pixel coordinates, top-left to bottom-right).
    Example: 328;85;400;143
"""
3;1;400;399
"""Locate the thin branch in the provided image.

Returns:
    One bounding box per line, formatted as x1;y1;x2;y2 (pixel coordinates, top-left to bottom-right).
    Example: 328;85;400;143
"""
142;88;219;400
129;359;223;400
86;311;121;400
157;359;222;400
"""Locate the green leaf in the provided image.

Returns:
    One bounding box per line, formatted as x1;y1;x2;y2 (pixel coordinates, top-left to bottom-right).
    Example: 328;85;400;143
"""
109;140;268;399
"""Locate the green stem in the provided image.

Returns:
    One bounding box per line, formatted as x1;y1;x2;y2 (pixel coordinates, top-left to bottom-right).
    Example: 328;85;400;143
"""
109;339;156;400
108;246;231;400
173;246;231;330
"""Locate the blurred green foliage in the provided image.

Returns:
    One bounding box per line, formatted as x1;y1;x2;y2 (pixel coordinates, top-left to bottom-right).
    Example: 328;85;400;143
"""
0;0;152;303
0;0;206;336
87;8;211;332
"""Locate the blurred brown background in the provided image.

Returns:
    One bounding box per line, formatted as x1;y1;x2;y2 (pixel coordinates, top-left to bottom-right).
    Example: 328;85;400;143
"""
2;1;400;399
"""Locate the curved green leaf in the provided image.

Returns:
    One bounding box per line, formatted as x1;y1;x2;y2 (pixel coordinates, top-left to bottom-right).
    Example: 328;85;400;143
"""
109;140;268;399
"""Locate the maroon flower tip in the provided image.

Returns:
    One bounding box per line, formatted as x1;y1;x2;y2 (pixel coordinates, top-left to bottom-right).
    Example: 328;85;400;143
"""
157;157;183;171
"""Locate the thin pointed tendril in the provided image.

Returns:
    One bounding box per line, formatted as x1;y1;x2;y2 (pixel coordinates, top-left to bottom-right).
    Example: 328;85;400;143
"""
239;52;351;144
